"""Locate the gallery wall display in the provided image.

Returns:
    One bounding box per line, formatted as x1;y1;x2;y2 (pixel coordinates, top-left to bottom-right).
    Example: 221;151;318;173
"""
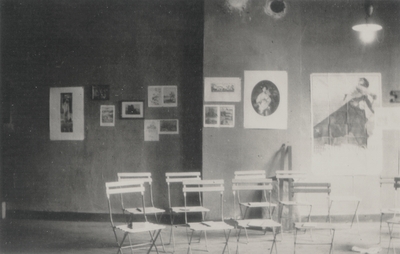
204;105;235;128
100;105;115;127
244;71;288;129
91;85;110;100
204;77;241;102
120;101;144;119
311;73;382;176
148;86;178;107
49;87;84;140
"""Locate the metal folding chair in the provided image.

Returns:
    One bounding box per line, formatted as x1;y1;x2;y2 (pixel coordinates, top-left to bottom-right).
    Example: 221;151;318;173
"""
183;179;234;254
379;176;400;244
105;180;165;254
117;172;166;251
232;178;281;254
165;172;209;252
294;222;338;254
386;177;400;253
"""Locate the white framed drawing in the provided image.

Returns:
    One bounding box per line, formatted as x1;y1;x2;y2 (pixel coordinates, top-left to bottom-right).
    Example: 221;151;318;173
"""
148;86;178;107
204;105;235;128
144;120;159;141
204;77;241;102
49;87;84;140
159;119;179;134
311;73;382;176
100;105;115;127
244;71;287;129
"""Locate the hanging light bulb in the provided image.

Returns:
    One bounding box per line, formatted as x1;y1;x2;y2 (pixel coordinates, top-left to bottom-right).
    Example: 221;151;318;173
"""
352;0;382;44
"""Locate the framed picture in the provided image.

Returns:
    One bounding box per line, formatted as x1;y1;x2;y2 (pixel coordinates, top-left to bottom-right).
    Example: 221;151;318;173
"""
159;119;179;134
121;101;144;119
204;77;241;102
144;120;159;141
92;85;110;100
49;87;84;140
148;86;178;107
100;105;115;127
244;71;287;129
204;105;235;128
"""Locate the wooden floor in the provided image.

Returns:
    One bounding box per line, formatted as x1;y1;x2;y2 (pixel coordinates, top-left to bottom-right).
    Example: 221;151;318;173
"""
0;218;399;253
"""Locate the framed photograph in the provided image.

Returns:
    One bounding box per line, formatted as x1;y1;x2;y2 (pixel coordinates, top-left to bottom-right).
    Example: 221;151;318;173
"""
121;101;144;119
148;86;178;107
159;119;179;134
49;87;84;140
204;105;235;128
244;71;287;129
92;85;110;100
100;105;115;127
204;77;241;102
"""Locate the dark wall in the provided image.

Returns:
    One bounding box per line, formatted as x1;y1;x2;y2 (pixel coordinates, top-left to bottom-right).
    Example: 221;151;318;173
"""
1;0;204;213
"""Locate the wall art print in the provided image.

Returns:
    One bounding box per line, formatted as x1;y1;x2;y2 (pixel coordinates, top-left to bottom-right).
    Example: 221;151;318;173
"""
148;86;178;107
204;105;235;128
204;77;241;102
311;73;382;175
49;87;84;140
244;71;287;129
100;105;115;127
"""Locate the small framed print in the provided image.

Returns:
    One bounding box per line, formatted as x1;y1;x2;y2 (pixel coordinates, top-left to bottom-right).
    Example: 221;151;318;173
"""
159;119;179;134
92;85;110;100
204;77;241;102
204;105;235;128
148;86;178;107
100;105;115;126
121;101;144;119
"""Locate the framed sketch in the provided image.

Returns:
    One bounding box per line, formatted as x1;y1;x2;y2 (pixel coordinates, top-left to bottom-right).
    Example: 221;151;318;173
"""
148;86;178;107
244;71;287;129
49;87;84;140
144;120;159;141
100;105;115;126
204;105;235;128
121;101;144;119
311;73;382;176
204;77;241;102
92;85;110;100
159;119;179;134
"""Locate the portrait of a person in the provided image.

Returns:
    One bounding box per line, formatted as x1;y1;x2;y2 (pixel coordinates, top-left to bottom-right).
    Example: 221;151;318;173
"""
251;80;280;116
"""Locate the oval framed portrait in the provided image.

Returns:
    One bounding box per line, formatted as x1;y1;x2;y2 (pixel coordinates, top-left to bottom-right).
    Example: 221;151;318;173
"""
251;80;280;116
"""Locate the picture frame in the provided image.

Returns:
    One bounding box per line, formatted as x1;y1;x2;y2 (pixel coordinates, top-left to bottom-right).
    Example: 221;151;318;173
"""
148;86;178;107
49;87;84;140
100;105;115;127
120;101;144;119
204;105;235;128
92;85;110;100
159;119;179;134
204;77;241;102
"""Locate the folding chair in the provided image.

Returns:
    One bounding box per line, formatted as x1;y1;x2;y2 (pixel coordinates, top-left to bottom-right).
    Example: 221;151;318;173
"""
105;180;165;254
183;179;234;254
117;172;166;251
165;172;209;252
232;178;281;254
379;176;400;244
294;222;338;254
386;177;400;253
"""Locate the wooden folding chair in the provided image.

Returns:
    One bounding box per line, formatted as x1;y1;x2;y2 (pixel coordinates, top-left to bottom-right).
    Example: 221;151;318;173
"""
386;177;400;253
105;180;165;254
118;172;166;251
294;222;338;254
232;178;281;254
183;179;234;254
379;176;400;244
165;172;209;252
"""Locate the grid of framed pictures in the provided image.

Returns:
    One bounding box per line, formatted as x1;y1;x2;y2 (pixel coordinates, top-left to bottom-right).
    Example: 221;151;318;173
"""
203;105;235;128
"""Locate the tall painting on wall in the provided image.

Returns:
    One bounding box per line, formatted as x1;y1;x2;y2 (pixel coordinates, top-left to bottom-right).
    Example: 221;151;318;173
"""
49;87;84;140
311;73;382;175
244;71;287;129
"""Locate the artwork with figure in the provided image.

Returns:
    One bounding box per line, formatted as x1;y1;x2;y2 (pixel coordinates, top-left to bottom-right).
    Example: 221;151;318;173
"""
251;80;280;116
311;73;382;175
60;93;73;132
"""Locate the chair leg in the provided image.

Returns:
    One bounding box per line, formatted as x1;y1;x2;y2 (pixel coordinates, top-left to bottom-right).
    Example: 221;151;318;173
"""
329;229;336;254
222;229;232;254
187;230;195;254
236;228;242;254
380;213;384;244
351;201;361;229
327;200;333;223
148;230;162;254
294;227;298;254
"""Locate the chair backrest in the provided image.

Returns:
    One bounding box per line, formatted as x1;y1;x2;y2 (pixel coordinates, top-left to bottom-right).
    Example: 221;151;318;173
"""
117;172;155;209
234;170;266;179
182;179;225;223
381;176;400;209
290;182;331;198
275;170;308;180
165;172;202;209
232;178;274;219
105;180;146;226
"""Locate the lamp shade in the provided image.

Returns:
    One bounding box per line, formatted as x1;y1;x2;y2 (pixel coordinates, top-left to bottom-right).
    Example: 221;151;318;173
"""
352;23;382;43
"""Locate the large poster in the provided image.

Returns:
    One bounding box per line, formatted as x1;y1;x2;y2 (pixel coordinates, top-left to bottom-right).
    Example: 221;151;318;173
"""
244;71;287;129
311;73;382;175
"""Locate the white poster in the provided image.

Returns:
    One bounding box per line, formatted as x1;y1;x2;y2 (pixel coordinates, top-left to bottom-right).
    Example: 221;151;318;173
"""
244;71;287;129
144;120;159;141
311;73;382;175
49;87;84;140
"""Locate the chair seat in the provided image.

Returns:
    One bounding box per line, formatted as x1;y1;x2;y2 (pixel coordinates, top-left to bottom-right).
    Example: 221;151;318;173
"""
116;222;165;233
279;200;310;206
382;208;400;214
171;206;210;213
387;218;400;224
125;207;165;215
240;202;277;208
236;219;280;229
294;222;345;230
188;221;234;231
330;196;362;202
